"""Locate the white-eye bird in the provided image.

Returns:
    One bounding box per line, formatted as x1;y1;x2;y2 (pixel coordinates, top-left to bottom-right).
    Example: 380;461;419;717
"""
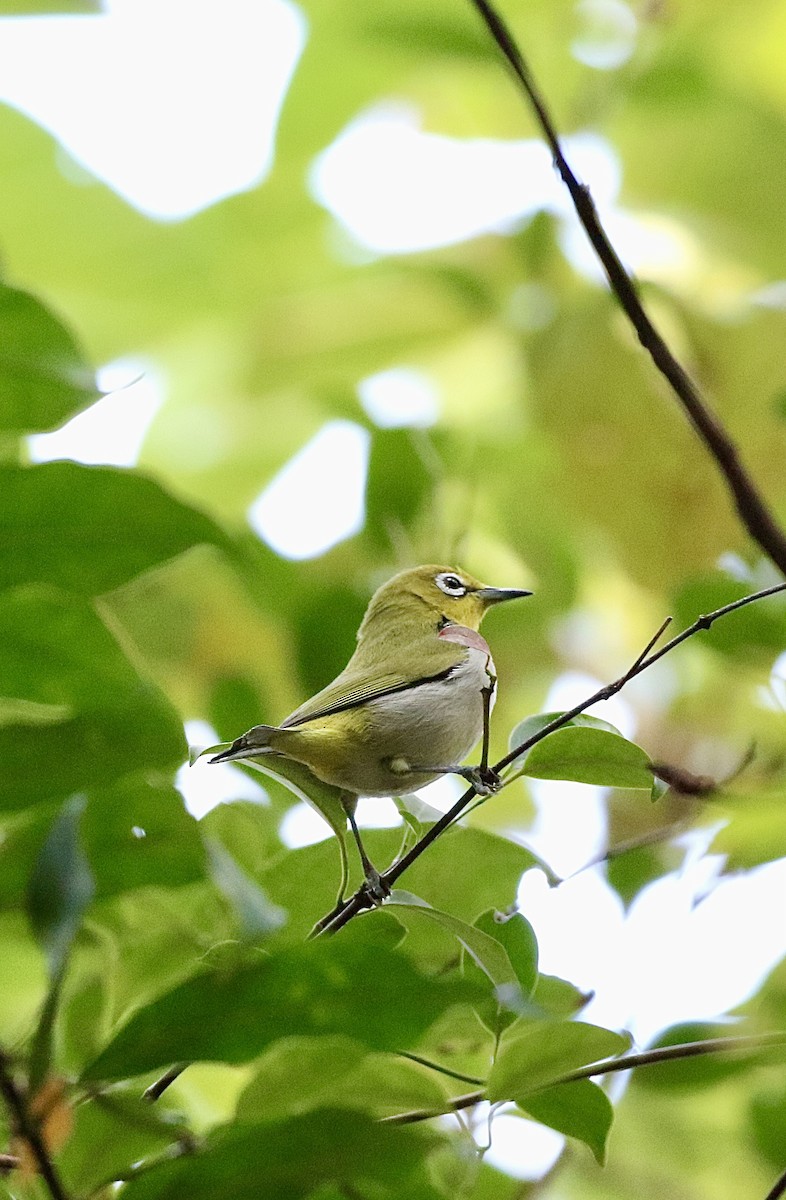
210;565;531;891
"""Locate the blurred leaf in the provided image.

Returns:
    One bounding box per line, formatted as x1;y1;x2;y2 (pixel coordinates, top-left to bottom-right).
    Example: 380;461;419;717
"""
199;799;285;878
710;789;786;870
205;836;287;939
26;795;94;1088
236;1036;446;1122
119;1108;434;1200
0;281;98;433
673;575;786;657
235;1035;369;1121
749;1084;786;1171
365;428;434;551
83;776;206;898
0;586;186;809
488;1021;629;1101
631;1023;771;1091
26;795;94;979
518;1078;614;1164
83;937;476;1081
519;726;654;789
58;1087;187;1195
0;462;228;595
532;973;593;1018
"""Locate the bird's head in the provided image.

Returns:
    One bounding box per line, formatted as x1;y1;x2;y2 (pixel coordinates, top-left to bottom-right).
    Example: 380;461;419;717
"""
358;564;532;640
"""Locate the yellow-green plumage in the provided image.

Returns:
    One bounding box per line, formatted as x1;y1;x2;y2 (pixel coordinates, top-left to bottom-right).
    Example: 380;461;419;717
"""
211;565;529;797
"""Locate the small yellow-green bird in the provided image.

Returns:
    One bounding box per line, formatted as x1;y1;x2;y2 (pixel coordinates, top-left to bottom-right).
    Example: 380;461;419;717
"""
211;565;530;891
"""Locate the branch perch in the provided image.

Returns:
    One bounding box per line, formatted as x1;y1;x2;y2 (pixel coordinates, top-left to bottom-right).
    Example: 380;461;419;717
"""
313;582;786;935
466;0;786;574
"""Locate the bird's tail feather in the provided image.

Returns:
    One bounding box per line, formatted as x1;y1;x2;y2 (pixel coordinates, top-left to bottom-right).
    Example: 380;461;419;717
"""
209;725;277;764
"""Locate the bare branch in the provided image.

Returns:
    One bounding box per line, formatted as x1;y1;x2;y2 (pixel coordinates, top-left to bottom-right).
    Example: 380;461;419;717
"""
466;0;786;575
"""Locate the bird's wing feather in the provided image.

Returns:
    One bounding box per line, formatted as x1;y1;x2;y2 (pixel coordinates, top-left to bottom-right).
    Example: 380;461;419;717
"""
280;639;464;728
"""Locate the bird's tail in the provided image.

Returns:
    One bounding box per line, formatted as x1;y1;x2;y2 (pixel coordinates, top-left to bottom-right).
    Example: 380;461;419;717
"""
209;725;277;764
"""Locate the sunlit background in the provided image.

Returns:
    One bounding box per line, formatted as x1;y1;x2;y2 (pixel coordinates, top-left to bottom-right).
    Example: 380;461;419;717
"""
5;0;786;1183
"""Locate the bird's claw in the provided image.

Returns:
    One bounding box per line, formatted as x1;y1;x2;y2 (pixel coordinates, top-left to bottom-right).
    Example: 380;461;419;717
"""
460;766;502;796
361;867;391;904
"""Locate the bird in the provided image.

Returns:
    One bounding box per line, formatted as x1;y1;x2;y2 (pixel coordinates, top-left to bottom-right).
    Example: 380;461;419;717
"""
210;565;531;896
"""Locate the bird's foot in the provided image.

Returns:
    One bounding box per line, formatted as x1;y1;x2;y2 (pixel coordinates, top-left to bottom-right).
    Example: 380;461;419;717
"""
456;765;503;796
361;866;391;904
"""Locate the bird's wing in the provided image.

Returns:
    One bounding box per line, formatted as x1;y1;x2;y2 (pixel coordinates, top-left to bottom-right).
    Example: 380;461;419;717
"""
280;640;463;728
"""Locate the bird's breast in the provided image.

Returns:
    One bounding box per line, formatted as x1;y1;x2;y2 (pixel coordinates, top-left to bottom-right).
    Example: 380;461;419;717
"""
364;644;495;775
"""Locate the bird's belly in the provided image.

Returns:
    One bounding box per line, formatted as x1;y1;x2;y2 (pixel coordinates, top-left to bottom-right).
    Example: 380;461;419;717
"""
297;646;496;797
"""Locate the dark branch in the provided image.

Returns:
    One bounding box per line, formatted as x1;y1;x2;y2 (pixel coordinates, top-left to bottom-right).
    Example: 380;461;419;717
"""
765;1167;786;1200
0;1050;70;1200
314;582;786;934
466;0;786;575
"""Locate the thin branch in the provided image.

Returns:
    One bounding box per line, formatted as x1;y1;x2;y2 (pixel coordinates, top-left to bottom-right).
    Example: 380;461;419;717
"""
0;1049;70;1200
314;582;786;934
143;1062;188;1104
466;0;786;575
0;1152;20;1174
765;1167;786;1200
381;1030;786;1125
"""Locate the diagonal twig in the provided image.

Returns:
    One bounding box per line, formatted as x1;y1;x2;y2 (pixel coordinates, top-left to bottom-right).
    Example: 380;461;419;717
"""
466;0;786;575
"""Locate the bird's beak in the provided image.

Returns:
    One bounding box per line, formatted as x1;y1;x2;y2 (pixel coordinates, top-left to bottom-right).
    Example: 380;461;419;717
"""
475;586;533;606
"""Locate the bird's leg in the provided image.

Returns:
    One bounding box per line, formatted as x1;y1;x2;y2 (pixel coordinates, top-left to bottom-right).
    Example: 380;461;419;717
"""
393;668;503;796
343;797;390;903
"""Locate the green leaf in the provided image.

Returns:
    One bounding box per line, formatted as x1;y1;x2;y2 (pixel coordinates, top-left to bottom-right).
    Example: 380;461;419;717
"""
205;836;287;939
532;973;592;1018
519;727;654;789
0;586;186;809
461;909;539;1036
119;1108;433;1200
26;795;94;979
58;1086;187;1194
488;1021;630;1101
0;281;98;434
236;1036;369;1121
508;712;623;758
0;462;228;595
517;1078;613;1165
387;892;526;1012
82;937;475;1081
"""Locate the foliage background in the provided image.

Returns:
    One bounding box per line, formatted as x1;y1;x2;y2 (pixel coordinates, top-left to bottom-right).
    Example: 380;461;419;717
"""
2;0;786;1197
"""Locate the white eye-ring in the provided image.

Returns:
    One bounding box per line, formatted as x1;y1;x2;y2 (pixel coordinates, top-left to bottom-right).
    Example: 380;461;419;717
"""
436;572;467;597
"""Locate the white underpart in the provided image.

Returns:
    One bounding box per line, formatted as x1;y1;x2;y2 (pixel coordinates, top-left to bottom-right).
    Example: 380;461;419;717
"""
363;646;495;789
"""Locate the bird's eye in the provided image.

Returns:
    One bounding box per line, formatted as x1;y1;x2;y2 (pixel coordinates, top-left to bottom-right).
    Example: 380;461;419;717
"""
436;572;467;597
